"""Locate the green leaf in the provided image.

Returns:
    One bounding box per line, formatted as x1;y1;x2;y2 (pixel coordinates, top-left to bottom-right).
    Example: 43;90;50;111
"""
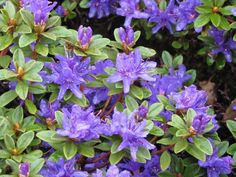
168;114;186;129
160;151;171;171
137;146;151;160
25;99;37;114
16;81;29;100
63;142;78;160
134;31;141;43
150;126;164;136
0;55;11;68
186;144;206;161
185;69;196;85
172;41;182;49
176;129;190;137
226;120;236;139
0;34;13;51
29;84;46;94
137;46;156;58
55;111;63;127
46;16;61;29
35;43;49;56
41;31;57;41
4;134;15;151
89;38;110;49
174;139;188;153
217;141;229;157
125;95;138;112
5;1;16;18
0;150;11;158
12;106;23;124
210;13;221;27
219;16;230;30
148;103;164;118
0;69;17;80
130;85;143;100
173;55;183;68
15;24;32;34
0;90;17;107
186;108;196;127
227;143;236;155
193;136;213;155
19;34;37;48
17;131;34;153
194;14;210;28
114;28;121;43
13;48;25;68
78;143;95;158
30;158;45;174
162;51;173;67
109;151;125;164
20;9;34;28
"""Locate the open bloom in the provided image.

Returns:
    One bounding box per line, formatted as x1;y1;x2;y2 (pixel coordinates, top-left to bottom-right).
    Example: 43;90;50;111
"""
148;0;177;34
40;158;88;177
45;55;90;100
57;106;106;141
26;0;57;25
92;165;131;177
87;0;111;18
38;100;60;125
209;27;236;62
107;49;156;93
111;110;155;161
175;0;201;31
170;85;208;112
116;0;149;26
199;148;233;177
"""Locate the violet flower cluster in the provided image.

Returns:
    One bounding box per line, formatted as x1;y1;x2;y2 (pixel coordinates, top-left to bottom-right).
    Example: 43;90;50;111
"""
107;49;156;94
86;0;201;32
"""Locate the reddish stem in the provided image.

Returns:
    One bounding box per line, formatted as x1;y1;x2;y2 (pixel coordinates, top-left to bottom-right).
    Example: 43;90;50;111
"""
151;144;174;155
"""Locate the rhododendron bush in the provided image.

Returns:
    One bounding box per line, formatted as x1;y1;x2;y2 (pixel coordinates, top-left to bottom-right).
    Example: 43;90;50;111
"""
0;0;236;177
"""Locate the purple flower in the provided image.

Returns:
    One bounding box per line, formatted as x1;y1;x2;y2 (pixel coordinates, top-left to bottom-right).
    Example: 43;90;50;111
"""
170;85;208;112
45;55;90;100
142;64;191;103
19;163;30;177
116;0;149;27
192;113;212;134
92;165;131;177
26;0;57;25
107;49;156;93
111;110;155;161
40;157;88;177
175;0;201;31
118;27;135;48
144;0;158;15
87;0;111;19
148;0;177;34
209;27;236;62
142;155;161;176
38;99;60;125
85;60;113;105
77;25;93;50
199;148;233;177
57;105;106;141
231;8;236;16
233;104;236;111
55;5;67;16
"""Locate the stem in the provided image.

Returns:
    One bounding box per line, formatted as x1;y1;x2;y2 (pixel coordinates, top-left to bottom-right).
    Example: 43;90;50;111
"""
0;47;9;56
151;144;174;155
101;93;123;120
98;96;112;117
86;152;110;164
86;161;110;173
